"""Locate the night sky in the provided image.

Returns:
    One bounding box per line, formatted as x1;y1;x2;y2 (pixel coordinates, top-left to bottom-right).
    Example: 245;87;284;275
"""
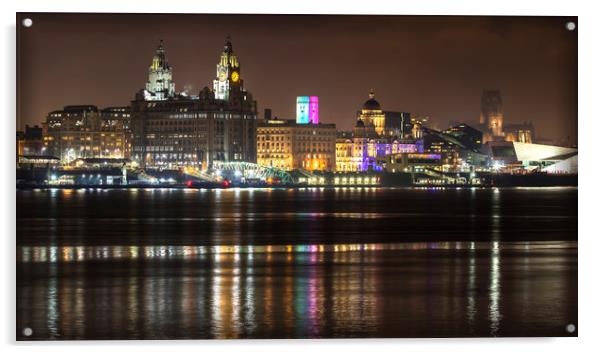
17;13;577;145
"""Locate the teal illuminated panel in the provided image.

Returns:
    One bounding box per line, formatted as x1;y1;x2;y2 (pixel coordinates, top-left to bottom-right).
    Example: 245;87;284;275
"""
296;96;310;124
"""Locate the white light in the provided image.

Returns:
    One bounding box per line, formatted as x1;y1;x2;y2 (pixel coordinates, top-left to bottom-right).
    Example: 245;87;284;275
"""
566;21;576;31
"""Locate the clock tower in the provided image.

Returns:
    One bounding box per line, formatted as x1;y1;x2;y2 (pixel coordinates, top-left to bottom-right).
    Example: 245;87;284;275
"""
213;36;242;101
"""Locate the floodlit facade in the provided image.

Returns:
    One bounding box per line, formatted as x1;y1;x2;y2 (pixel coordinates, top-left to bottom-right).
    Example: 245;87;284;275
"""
144;40;176;101
131;38;257;169
257;118;336;171
336;91;419;172
43;105;130;162
213;36;241;101
336;136;418;172
357;90;385;136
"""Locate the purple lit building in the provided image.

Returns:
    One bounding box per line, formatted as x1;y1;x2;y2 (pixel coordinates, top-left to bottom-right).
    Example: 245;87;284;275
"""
335;91;421;172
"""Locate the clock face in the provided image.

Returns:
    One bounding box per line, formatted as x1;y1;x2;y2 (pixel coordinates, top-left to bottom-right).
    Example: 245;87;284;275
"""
231;71;240;83
219;71;227;82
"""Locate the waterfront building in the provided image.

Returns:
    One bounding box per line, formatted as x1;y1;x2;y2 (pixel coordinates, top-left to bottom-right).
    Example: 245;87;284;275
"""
488;141;577;174
130;38;257;169
42;105;130;162
100;107;132;159
422;131;460;169
421;125;491;171
336;91;419;172
17;125;44;157
144;40;176;101
256;117;336;171
377;152;442;173
443;123;483;151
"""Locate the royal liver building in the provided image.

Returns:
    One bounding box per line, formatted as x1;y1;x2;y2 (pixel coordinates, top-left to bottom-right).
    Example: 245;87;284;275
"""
130;38;257;169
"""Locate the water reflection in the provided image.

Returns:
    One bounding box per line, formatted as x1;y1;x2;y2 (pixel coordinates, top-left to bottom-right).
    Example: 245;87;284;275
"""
17;188;577;339
466;243;477;335
17;241;574;264
489;242;501;336
17;241;576;339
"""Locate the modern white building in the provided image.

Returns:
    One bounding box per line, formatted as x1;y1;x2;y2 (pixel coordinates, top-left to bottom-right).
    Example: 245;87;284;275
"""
488;141;577;174
513;142;577;174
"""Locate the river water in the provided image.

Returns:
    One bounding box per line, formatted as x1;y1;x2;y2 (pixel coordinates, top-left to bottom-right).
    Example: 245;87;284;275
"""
16;187;577;339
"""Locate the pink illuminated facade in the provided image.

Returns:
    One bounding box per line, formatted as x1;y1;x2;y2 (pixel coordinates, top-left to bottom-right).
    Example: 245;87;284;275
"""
309;96;319;124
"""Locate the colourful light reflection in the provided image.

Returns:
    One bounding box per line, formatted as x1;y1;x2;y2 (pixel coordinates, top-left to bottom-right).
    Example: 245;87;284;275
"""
17;241;575;263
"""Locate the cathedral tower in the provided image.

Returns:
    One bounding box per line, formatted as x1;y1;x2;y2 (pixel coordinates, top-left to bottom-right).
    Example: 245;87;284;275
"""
480;90;504;137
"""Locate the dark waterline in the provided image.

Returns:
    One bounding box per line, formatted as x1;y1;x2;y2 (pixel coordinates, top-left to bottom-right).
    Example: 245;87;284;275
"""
17;187;578;339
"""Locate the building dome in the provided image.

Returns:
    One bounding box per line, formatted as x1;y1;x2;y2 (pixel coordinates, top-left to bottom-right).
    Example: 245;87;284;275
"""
362;90;381;110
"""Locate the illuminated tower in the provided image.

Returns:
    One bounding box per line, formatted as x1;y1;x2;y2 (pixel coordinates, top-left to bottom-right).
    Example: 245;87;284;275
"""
357;90;385;136
309;96;319;124
145;40;175;101
213;36;242;101
296;96;310;124
296;96;319;124
480;90;504;137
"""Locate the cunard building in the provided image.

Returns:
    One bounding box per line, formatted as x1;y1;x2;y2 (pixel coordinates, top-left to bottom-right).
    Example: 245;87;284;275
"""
131;38;257;169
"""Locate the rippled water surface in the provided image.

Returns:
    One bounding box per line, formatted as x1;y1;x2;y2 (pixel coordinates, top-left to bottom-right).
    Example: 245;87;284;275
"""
17;187;578;339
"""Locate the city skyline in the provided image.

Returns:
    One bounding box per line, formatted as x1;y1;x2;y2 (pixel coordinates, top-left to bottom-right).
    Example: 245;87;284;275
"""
16;12;579;341
17;13;577;145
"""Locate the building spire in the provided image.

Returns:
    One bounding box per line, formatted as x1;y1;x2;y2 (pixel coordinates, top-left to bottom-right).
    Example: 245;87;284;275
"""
150;39;169;71
224;34;233;54
369;89;375;99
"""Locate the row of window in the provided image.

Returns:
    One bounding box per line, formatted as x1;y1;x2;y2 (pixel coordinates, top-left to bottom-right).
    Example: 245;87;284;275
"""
258;153;330;159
